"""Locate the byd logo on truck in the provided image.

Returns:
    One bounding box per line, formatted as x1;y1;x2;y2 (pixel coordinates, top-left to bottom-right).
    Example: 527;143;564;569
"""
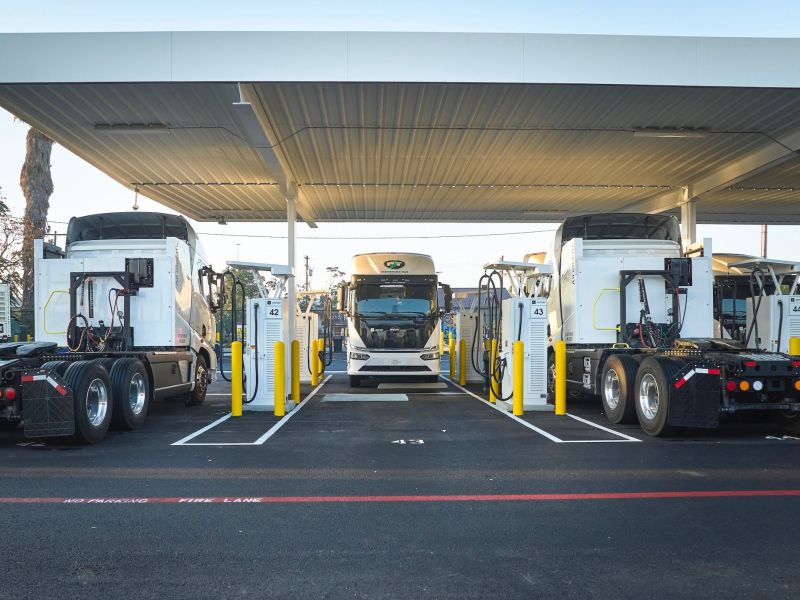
383;260;406;270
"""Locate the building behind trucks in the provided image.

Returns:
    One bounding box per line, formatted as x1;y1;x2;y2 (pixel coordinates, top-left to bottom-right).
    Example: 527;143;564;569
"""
0;212;220;443
519;213;800;436
339;253;451;387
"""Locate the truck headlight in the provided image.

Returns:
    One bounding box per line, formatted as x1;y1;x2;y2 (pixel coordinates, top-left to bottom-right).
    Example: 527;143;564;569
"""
420;351;440;360
350;352;370;361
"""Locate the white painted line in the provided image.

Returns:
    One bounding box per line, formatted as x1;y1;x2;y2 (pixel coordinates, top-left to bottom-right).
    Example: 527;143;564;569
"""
378;382;447;390
443;377;563;443
560;439;641;443
566;413;641;442
171;413;232;446
172;376;332;447
251;375;332;445
323;393;409;402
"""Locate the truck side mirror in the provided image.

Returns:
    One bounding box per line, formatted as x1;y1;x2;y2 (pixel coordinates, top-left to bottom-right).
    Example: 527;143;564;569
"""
337;283;348;314
442;284;453;313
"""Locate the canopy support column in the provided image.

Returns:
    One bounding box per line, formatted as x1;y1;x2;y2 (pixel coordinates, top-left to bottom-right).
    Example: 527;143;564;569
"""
286;184;297;397
679;186;697;249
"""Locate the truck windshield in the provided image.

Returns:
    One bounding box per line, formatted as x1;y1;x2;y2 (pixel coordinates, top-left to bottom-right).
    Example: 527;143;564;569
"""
354;283;437;317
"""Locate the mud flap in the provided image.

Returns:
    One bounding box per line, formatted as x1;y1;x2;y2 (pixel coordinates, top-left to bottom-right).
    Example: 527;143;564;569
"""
668;364;721;429
21;370;75;438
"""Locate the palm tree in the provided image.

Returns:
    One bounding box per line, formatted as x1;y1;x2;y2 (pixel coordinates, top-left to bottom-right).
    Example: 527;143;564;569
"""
19;127;54;327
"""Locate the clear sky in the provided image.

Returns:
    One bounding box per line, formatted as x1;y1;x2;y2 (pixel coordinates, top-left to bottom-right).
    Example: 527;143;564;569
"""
0;1;798;288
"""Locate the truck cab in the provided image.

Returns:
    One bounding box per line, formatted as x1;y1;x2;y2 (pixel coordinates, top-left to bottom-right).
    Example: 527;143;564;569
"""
340;253;450;387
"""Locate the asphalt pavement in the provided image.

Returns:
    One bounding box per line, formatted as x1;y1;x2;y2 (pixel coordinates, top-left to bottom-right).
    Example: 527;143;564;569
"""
1;353;798;599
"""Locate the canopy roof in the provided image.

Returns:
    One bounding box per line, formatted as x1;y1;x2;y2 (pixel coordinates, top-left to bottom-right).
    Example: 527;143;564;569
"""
2;31;800;224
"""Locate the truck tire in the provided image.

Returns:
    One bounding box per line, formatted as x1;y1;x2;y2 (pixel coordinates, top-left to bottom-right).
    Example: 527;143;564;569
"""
601;354;638;424
773;410;800;436
349;375;362;388
63;361;113;444
546;351;555;402
41;360;70;376
634;357;680;437
109;359;150;430
185;354;208;406
93;358;116;372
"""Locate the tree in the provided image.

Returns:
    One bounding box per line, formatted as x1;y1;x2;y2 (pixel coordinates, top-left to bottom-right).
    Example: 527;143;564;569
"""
0;187;25;301
19;127;54;327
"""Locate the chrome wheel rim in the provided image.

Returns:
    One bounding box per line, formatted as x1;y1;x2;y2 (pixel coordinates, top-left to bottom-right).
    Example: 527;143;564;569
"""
86;378;109;427
604;369;621;410
196;363;208;395
639;373;659;421
129;373;146;415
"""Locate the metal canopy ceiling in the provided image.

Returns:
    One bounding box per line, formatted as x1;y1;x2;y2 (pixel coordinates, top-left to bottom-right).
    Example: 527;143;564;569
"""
1;32;799;224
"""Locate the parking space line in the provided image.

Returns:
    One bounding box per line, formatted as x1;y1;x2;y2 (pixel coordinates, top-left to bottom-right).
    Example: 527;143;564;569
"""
172;375;332;447
444;377;639;443
444;378;563;443
251;375;332;444
171;413;232;446
566;413;641;442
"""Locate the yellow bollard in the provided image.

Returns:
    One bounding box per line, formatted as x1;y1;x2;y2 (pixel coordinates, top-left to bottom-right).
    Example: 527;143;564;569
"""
790;336;800;356
13;334;18;342
317;339;325;375
440;331;445;354
311;338;319;386
459;339;467;386
449;337;456;379
274;340;285;417
513;340;524;416
216;331;220;343
26;334;32;342
231;340;243;417
291;340;300;404
555;340;567;415
489;338;499;403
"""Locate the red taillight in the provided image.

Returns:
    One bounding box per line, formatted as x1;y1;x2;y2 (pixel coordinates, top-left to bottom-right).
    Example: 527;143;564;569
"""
744;361;757;368
792;361;800;368
725;381;737;392
4;387;17;400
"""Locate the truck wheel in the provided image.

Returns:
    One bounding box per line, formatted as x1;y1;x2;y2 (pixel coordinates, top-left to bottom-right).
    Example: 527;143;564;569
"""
186;354;208;406
773;410;800;436
634;357;680;437
63;361;113;444
93;358;116;372
41;360;70;376
546;351;555;402
109;359;150;430
601;355;638;424
349;375;362;388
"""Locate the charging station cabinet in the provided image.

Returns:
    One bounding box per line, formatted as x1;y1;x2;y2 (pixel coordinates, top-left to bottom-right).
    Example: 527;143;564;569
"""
499;297;550;411
297;311;320;383
244;297;286;411
747;295;800;353
455;312;486;383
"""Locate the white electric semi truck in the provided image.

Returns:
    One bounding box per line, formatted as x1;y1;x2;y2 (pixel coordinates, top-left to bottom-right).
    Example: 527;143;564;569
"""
520;213;800;436
339;253;451;387
0;212;220;443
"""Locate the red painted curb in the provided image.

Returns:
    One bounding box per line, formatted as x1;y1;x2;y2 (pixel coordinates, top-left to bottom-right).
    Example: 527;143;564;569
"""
0;490;798;505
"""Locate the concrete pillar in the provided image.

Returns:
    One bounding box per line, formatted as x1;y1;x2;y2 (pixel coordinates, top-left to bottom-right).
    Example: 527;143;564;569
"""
679;186;697;248
286;190;297;396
